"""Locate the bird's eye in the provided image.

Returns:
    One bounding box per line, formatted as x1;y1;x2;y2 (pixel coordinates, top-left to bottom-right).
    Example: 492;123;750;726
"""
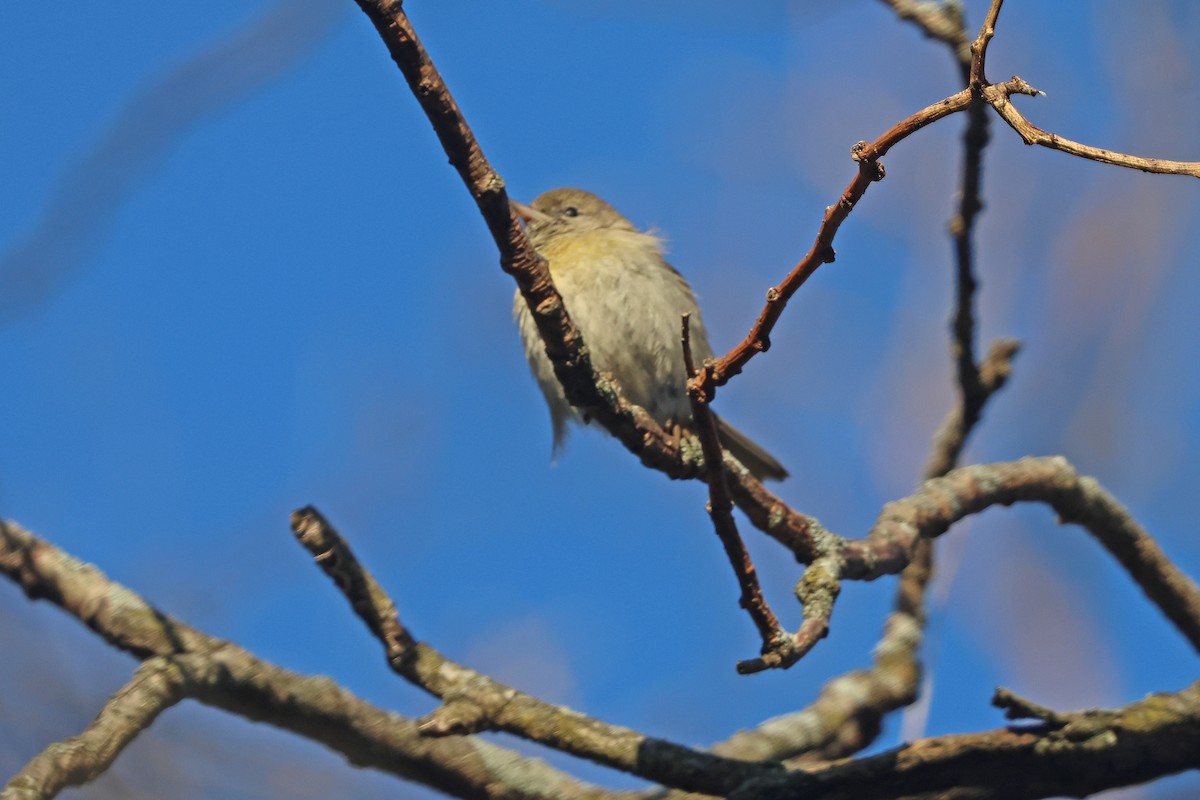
563;206;579;218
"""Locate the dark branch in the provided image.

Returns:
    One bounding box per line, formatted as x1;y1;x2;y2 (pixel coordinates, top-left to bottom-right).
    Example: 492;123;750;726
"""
731;680;1200;800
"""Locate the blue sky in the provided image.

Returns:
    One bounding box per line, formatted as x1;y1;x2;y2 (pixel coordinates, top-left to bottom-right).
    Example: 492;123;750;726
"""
3;2;1200;797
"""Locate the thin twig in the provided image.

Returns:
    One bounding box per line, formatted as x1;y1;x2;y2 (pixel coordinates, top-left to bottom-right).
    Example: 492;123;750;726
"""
682;316;788;664
947;104;991;426
736;558;839;675
704;78;1036;391
291;506;417;663
972;1;1199;178
923;339;1019;477
984;83;1200;177
716;343;1021;755
992;687;1068;726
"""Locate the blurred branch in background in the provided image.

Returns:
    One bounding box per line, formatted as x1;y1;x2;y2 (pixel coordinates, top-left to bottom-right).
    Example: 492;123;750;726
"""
0;0;344;326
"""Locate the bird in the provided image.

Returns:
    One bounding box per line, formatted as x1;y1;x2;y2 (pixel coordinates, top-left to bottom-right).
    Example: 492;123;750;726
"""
510;187;788;481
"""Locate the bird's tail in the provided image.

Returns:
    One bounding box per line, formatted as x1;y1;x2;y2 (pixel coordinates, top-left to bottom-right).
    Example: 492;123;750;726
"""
715;416;789;482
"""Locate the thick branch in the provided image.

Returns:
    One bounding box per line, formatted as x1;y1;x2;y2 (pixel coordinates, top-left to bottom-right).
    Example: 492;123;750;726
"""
290;507;779;796
849;457;1200;650
730;680;1200;800
0;521;634;800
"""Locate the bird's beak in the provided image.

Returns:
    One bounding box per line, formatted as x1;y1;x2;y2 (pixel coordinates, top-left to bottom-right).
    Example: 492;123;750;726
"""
510;199;552;225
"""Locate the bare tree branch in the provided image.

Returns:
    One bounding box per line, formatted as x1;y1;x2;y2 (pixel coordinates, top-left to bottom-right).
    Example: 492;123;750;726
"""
727;680;1200;800
4;657;187;800
969;0;1005;88
289;507;780;796
682;315;790;663
972;1;1199;177
705;93;978;390
856;457;1200;647
924;339;1019;479
7;2;1199;796
5;509;1197;799
0;521;635;800
985;83;1200;177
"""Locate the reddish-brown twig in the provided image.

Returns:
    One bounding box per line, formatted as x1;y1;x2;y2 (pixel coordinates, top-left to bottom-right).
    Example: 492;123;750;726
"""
985;85;1200;177
702;79;1035;392
682;316;789;665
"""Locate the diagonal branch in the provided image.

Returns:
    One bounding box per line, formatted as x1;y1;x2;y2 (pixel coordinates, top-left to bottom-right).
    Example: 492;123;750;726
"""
701;75;1034;395
349;0;693;477
984;82;1200;177
706;93;965;389
682;315;788;663
0;521;636;800
4;657;188;800
290;507;779;796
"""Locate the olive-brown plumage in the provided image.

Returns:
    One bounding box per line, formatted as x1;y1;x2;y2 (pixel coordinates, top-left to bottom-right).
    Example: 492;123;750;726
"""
512;188;787;481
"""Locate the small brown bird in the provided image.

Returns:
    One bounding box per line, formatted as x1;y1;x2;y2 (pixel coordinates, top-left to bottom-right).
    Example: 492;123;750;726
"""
511;188;787;481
